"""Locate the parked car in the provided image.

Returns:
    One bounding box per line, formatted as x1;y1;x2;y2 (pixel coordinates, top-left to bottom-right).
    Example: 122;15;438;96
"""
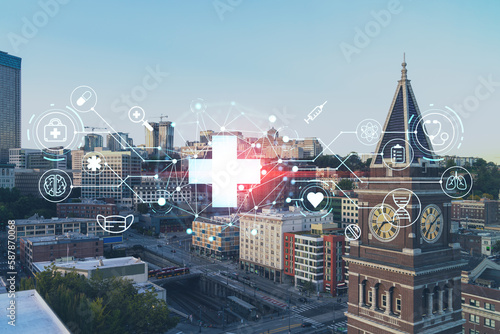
299;297;308;303
301;322;312;327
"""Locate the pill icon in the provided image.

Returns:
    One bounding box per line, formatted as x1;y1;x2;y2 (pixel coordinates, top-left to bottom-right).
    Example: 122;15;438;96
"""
76;91;92;106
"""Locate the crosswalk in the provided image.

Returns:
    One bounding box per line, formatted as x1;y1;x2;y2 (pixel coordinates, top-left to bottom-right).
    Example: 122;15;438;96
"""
292;312;324;328
261;295;288;308
328;319;348;332
293;301;347;314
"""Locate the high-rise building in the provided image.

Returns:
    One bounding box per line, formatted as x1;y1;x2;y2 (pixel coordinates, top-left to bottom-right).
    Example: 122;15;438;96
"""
192;216;240;260
81;149;141;208
345;61;465;333
296;137;322;158
107;132;130;151
84;134;104;152
0;51;21;163
145;122;174;158
9;148;39;168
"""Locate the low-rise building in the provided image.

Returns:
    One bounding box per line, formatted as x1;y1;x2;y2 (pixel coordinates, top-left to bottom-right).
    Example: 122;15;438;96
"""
452;199;499;229
57;199;118;218
239;207;333;283
15;214;110;241
191;215;239;260
284;223;346;296
19;233;104;273
461;257;500;334
0;290;70;333
0;163;15;189
33;256;148;283
456;230;500;257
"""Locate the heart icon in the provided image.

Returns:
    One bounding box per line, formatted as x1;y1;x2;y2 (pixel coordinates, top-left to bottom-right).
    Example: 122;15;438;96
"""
306;192;324;208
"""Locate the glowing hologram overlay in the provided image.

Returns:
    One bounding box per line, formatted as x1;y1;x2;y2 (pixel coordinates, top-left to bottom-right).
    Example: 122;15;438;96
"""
189;135;261;207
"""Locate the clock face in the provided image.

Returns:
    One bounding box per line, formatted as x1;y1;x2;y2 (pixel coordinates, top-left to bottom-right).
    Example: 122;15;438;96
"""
369;204;400;242
420;204;443;243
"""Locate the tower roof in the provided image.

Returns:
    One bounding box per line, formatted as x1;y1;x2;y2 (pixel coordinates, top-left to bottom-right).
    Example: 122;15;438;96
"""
371;58;436;168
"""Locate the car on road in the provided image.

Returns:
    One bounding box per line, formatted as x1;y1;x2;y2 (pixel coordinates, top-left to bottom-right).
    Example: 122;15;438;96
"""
301;322;312;327
171;250;176;253
298;297;308;303
243;275;250;280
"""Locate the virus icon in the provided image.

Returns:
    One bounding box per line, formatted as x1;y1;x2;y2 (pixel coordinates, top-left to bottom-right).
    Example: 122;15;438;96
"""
87;155;102;172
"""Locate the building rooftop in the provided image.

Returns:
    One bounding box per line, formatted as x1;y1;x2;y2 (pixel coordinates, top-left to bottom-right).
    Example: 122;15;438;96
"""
15;214;92;226
239;207;331;220
20;233;101;243
34;256;144;272
0;290;69;333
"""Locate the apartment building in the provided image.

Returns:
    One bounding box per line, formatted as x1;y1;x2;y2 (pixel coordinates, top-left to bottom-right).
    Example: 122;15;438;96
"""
239;207;333;283
191;215;239;260
284;223;346;296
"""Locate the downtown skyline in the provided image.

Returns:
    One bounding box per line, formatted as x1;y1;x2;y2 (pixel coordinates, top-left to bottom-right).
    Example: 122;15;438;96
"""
1;0;499;163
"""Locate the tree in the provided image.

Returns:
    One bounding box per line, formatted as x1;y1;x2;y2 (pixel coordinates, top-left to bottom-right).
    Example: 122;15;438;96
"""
493;240;500;254
337;178;354;190
303;278;315;295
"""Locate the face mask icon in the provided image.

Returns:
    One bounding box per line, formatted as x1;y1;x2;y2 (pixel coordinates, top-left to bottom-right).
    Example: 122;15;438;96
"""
96;214;134;233
446;171;467;191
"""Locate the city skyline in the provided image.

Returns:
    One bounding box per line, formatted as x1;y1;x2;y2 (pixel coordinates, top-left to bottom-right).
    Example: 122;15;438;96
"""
0;1;499;163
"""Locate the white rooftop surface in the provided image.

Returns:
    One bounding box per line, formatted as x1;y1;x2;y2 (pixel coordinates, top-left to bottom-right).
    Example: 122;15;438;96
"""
0;290;69;333
34;256;144;272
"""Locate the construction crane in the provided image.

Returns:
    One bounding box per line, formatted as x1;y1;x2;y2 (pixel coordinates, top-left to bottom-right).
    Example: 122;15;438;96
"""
84;126;107;133
151;114;168;122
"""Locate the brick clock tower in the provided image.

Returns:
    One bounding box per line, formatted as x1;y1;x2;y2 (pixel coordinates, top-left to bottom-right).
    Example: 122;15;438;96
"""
345;60;466;333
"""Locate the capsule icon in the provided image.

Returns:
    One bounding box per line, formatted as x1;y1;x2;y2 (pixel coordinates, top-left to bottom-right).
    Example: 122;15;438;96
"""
76;91;92;106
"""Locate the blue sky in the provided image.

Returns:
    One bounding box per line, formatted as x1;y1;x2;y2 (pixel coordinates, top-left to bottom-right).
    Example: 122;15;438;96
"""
1;0;499;162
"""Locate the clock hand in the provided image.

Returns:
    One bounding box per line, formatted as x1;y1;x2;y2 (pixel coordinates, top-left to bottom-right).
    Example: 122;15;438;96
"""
425;214;441;238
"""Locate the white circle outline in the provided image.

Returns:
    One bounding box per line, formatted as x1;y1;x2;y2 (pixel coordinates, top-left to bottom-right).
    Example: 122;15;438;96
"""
381;188;422;228
128;106;146;123
414;111;456;154
356;118;382;146
70;85;97;113
81;151;107;176
34;110;79;152
345;224;361;241
440;166;473;199
381;138;414;171
38;169;73;203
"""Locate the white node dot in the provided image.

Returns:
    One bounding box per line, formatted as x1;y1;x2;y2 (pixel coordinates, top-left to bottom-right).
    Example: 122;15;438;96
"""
261;170;267;175
154;174;158;179
249;188;252;192
439;180;443;184
256;143;261;149
158;198;166;206
286;197;291;203
208;141;212;146
193;154;198;159
70;185;73;189
195;214;199;218
157;146;161;150
269;115;277;123
292;166;299;172
171;122;176;127
228;222;233;226
176;186;181;191
238;185;244;191
251;143;256;148
220;126;226;131
272;201;276;205
251;229;257;236
278;159;283;164
172;159;177;164
283;136;289;143
231;101;235;106
254;206;258;210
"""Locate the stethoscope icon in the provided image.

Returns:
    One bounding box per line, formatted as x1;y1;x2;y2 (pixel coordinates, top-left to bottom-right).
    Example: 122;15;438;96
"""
423;119;449;146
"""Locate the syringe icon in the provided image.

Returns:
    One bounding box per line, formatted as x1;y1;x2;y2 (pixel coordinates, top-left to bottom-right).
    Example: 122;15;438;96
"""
304;101;327;124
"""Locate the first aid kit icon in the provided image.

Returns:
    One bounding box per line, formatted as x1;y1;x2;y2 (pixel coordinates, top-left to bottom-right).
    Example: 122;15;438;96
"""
44;118;67;142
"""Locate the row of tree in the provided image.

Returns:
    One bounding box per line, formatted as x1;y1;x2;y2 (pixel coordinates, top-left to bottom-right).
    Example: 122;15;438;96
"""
20;266;179;334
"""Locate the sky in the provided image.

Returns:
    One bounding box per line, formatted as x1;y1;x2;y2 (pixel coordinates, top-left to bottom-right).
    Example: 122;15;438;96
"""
1;0;499;162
